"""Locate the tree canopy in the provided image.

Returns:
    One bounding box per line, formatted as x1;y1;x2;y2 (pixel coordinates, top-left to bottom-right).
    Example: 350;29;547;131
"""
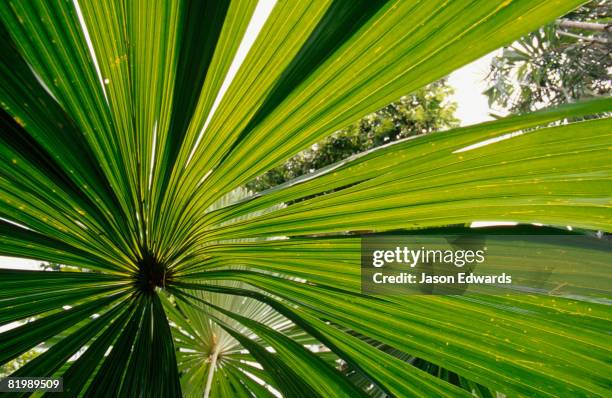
485;0;611;113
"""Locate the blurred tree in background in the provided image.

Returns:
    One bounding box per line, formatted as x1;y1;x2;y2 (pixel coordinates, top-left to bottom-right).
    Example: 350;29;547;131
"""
247;81;458;191
485;0;610;113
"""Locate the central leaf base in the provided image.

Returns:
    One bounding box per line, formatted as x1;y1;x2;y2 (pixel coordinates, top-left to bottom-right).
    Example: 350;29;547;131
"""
135;251;169;293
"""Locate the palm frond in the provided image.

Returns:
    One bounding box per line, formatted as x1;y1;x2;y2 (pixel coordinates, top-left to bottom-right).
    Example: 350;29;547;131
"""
1;1;610;397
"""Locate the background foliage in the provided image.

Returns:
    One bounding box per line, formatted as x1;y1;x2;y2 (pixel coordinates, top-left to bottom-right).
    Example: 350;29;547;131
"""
485;0;611;113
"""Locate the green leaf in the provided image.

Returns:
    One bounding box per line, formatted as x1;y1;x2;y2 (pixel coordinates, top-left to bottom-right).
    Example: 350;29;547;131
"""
172;288;369;398
1;0;610;396
46;300;137;398
0;293;125;365
179;237;612;398
173;281;472;398
200;101;612;243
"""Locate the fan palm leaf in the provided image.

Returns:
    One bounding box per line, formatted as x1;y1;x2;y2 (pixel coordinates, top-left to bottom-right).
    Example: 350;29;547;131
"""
1;1;610;397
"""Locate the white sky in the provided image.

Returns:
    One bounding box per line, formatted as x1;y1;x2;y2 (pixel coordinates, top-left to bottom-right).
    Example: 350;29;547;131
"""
448;50;506;126
0;256;42;270
0;3;506;271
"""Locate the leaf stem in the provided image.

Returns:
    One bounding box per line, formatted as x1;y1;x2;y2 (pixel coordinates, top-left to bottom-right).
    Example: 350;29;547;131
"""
203;335;219;398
